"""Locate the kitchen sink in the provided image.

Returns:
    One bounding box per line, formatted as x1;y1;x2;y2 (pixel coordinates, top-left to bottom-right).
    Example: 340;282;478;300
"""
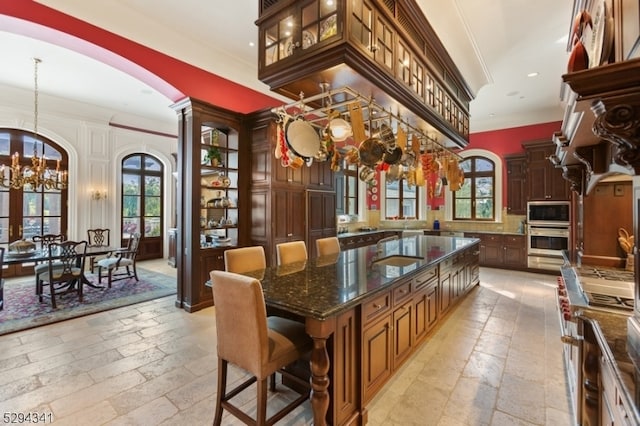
373;255;422;267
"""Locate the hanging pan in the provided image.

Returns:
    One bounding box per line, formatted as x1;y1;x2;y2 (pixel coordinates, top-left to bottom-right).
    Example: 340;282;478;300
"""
285;116;321;160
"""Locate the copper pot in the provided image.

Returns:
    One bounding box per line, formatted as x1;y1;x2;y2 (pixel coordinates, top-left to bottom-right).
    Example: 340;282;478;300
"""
358;138;385;167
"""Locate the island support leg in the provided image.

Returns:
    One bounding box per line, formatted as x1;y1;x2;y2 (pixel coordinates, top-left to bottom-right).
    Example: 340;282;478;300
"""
306;317;336;426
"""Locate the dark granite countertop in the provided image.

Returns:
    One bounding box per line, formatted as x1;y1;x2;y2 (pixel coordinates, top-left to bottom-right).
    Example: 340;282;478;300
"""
243;235;480;320
338;229;524;238
580;310;640;423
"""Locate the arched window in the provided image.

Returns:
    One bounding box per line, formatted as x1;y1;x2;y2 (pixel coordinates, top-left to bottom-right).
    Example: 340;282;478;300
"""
121;154;163;259
0;129;68;252
453;156;495;220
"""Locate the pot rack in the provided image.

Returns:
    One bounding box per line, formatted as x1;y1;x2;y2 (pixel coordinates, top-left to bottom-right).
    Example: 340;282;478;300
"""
271;85;462;159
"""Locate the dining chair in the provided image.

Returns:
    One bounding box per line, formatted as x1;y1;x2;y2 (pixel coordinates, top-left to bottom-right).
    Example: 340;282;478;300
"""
32;234;66;287
96;233;141;288
315;236;341;257
37;240;88;309
87;228;110;273
210;270;312;426
223;246;266;274
276;241;307;266
0;247;4;311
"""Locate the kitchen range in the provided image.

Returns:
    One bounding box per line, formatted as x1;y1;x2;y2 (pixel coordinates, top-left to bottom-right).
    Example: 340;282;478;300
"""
527;201;570;270
557;253;640;424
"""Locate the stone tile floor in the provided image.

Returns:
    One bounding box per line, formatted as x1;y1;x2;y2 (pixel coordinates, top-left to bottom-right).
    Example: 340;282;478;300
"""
0;262;572;425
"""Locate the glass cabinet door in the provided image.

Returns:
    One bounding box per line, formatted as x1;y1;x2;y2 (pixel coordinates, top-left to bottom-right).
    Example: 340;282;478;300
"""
263;0;338;67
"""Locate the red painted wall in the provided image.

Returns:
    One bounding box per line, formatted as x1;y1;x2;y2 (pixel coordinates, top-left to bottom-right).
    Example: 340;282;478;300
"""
466;121;562;156
0;1;281;114
423;121;563;210
468;121;563;209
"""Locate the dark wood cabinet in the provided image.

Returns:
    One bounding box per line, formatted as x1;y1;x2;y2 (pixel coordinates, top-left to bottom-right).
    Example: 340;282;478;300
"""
505;153;527;215
524;140;570;201
413;266;439;342
307;157;334;190
272;188;306;261
362;291;393;404
256;0;472;148
439;268;452;314
248;114;336;266
307;190;337;258
503;235;527;268
172;98;247;313
465;232;526;269
392;299;413;368
199;247;226;286
358;243;480;406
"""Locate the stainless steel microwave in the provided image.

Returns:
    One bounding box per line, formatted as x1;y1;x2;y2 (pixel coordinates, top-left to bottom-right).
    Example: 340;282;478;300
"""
527;201;570;226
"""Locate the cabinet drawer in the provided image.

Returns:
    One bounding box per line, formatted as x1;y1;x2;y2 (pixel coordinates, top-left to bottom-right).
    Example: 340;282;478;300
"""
504;235;525;245
440;257;453;273
362;291;391;324
414;266;437;290
484;234;503;243
393;281;412;305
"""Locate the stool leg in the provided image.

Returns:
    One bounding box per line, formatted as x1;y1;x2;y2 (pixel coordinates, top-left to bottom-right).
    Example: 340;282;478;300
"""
213;358;227;426
257;377;268;425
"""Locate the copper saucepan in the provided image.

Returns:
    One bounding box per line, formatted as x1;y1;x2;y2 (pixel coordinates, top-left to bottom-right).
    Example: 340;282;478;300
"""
358;138;385;167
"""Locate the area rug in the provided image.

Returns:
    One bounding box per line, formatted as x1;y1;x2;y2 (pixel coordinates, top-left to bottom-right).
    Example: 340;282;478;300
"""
0;268;177;336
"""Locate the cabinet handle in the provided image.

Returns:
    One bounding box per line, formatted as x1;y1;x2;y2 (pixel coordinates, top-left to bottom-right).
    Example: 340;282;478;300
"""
398;289;406;294
373;303;381;310
287;233;293;237
369;44;379;52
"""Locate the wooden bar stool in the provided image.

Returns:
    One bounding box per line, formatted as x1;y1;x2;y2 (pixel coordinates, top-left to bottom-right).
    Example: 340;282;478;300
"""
210;270;312;425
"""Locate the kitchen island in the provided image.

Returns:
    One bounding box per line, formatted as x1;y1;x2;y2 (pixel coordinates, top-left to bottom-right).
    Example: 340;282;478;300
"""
227;235;480;425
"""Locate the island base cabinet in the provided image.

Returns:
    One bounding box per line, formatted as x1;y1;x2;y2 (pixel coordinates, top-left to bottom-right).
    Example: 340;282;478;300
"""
329;309;360;426
392;300;413;369
352;243;480;420
414;282;439;343
362;314;392;404
439;273;452;314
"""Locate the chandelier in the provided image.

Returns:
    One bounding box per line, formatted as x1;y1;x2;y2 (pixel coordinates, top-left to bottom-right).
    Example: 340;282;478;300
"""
0;58;68;191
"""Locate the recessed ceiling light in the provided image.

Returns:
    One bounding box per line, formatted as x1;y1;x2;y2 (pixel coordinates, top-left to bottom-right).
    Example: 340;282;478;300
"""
527;72;539;77
489;113;495;117
249;41;255;47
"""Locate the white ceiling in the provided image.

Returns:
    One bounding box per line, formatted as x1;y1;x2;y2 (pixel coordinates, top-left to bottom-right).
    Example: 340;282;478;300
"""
1;0;573;133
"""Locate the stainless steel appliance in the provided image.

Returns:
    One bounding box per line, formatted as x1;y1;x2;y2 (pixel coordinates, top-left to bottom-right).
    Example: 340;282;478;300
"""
527;200;570;226
527;201;571;270
557;256;635;424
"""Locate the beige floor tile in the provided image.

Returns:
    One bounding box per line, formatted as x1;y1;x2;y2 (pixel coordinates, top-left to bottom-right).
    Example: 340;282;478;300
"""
0;264;572;425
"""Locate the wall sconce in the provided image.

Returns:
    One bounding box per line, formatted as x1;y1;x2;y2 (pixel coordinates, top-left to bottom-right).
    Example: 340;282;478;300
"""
91;189;107;201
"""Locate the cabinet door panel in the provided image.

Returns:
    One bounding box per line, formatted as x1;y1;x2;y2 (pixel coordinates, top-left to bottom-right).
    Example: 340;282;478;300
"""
439;274;451;313
393;302;413;368
362;315;392;403
289;190;306;240
273;190;290;240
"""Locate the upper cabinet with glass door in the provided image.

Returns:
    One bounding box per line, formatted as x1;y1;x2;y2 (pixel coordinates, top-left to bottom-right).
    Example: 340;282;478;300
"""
256;0;472;148
263;0;339;68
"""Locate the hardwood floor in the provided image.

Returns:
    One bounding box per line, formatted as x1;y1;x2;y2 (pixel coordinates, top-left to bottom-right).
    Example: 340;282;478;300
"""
0;263;572;425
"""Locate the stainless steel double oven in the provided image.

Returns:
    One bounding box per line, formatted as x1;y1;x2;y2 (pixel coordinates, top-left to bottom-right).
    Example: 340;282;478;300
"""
527;201;570;270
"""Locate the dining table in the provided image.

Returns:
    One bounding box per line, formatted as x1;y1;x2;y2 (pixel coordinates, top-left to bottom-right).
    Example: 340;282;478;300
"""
207;235;481;425
3;245;122;288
